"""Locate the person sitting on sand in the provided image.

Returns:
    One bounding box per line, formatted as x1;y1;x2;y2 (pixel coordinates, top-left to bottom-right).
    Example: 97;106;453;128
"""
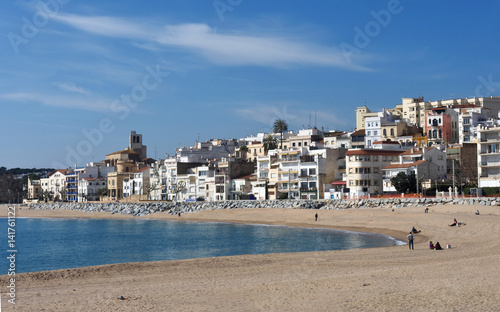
429;241;435;249
475;210;480;215
435;242;443;250
449;218;458;226
411;226;421;234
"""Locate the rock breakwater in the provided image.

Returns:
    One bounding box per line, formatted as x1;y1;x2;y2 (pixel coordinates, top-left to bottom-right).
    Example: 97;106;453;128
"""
28;197;499;217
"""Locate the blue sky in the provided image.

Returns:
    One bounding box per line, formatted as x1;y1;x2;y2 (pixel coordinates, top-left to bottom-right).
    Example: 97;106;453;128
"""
2;1;500;169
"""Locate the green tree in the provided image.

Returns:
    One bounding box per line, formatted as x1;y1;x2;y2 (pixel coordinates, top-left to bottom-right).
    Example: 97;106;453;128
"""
391;172;417;193
239;145;248;160
273;119;288;149
262;135;277;155
391;172;417;194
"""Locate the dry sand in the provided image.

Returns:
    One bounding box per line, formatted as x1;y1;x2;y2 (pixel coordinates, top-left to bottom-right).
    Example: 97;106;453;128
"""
1;203;499;311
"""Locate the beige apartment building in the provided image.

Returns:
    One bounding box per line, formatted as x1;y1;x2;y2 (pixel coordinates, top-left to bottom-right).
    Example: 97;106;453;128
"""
346;149;403;197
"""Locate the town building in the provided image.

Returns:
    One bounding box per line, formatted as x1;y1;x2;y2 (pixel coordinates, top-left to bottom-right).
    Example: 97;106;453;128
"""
46;169;68;201
425;106;459;146
346;149;403;197
27;177;41;199
78;177;107;202
477;122;500;188
382;147;447;193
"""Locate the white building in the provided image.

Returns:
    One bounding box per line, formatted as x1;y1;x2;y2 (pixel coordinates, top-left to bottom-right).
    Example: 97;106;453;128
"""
477;122;500;187
131;167;151;196
455;105;491;144
46;169;67;201
324;131;352;149
175;139;240;163
78;177;107;202
381;147;446;193
365;109;393;148
66;162;115;202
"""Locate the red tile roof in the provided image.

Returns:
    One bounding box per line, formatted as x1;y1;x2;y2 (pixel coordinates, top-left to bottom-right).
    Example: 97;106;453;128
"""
134;167;151;173
49;169;68;176
106;149;139;156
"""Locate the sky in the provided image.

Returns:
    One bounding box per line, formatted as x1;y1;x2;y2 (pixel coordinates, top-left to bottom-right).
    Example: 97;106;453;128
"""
2;1;500;169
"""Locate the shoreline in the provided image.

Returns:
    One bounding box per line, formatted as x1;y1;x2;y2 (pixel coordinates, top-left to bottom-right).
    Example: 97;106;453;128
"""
1;203;499;311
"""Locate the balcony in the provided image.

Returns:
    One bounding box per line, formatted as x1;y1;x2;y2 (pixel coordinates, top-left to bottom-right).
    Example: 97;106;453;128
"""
479;151;500;156
480;137;500;143
300;187;317;192
480;162;500;167
479;174;500;179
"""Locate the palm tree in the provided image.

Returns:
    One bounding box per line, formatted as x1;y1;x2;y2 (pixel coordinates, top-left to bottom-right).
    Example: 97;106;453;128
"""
263;134;277;155
273;119;288;149
239;145;249;160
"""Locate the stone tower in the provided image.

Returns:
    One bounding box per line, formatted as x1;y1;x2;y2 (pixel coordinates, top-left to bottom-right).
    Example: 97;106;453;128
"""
129;131;147;160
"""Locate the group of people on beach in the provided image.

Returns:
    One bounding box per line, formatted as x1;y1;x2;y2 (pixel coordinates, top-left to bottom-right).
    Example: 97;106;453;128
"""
429;241;444;250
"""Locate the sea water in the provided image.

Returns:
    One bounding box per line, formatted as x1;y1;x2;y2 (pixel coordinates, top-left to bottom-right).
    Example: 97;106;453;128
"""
1;218;401;273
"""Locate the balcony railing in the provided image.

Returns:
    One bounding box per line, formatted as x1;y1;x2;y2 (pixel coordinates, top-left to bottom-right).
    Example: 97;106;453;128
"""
480;138;500;142
300;187;317;192
479;174;500;179
480;162;500;167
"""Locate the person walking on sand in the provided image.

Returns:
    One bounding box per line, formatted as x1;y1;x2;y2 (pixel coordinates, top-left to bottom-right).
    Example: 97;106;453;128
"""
315;213;318;221
407;232;415;250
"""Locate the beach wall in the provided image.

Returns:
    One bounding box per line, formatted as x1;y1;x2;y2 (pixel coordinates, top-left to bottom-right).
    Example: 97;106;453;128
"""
28;197;499;217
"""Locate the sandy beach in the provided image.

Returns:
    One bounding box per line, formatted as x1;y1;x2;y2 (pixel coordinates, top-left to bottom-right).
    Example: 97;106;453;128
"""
1;203;499;311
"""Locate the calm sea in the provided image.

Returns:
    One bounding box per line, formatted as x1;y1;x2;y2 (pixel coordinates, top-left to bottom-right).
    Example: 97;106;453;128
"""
1;218;402;273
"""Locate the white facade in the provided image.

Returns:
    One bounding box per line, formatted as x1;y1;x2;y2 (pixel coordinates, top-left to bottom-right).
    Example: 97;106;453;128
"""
365;110;393;148
477;123;500;187
78;178;107;202
456;106;491;144
382;147;447;193
47;170;67;200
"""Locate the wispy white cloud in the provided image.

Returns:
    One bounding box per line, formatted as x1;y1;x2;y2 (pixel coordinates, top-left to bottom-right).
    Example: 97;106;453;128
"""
52;14;151;38
1;92;112;112
56;82;91;95
52;13;369;70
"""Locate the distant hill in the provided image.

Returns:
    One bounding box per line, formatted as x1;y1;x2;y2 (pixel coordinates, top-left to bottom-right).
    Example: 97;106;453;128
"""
0;167;54;175
0;167;54;203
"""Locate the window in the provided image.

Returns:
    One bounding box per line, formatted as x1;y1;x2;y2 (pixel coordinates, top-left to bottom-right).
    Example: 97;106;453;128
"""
304;142;308;146
374;131;378;136
390;128;394;136
309;168;316;175
367;131;371;136
383;129;387;136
